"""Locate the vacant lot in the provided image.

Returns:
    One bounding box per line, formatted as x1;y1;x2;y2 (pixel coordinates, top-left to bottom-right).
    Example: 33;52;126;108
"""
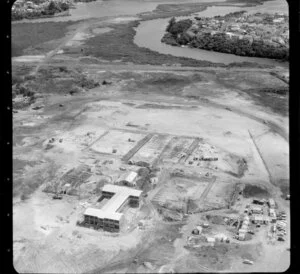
91;130;146;156
12;21;78;56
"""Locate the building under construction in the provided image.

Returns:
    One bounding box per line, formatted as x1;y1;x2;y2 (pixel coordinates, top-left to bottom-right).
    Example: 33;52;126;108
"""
83;184;142;232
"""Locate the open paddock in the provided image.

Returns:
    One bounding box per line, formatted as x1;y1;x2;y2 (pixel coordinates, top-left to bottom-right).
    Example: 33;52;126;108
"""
185;144;244;176
55;126;108;151
250;131;289;184
90;130;146;156
152;177;209;211
204;182;233;207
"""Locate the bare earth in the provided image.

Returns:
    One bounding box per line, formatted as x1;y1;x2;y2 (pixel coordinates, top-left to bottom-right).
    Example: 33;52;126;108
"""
12;1;289;273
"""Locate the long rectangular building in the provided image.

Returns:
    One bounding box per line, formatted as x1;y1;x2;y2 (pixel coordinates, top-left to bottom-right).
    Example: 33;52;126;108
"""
83;184;142;232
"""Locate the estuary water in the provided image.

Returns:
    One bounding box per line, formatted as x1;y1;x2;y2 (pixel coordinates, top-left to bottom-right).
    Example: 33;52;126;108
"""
134;0;288;66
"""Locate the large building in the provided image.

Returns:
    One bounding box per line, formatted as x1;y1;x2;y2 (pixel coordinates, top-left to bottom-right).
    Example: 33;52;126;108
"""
116;171;138;187
83;184;142;232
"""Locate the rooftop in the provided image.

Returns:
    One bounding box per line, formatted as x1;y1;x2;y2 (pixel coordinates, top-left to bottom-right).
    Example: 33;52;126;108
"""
102;184;142;197
84;184;142;221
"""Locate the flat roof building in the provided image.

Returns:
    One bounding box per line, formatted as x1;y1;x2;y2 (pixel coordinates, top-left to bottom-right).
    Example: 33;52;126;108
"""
116;171;138;187
83;184;142;232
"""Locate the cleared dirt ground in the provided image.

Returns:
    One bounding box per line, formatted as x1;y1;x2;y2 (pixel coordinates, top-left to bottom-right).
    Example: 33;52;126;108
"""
13;66;289;272
12;1;289;272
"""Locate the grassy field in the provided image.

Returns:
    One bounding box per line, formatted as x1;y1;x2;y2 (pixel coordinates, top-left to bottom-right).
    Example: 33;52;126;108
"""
244;88;289;116
81;21;271;68
80;21;220;67
12;21;77;56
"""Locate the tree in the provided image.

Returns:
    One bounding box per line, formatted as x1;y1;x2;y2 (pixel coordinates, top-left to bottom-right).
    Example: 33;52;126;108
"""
166;17;176;32
168;19;193;36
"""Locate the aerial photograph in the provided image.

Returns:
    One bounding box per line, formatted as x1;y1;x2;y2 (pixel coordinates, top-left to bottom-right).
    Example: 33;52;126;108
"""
12;0;289;273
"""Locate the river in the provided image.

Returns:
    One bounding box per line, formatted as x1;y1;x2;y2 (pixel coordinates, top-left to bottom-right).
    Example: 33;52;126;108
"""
134;0;288;66
12;0;226;23
12;0;288;67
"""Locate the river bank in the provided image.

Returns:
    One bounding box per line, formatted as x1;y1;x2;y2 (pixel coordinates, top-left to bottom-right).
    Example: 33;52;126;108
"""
12;0;288;68
82;19;274;68
161;12;288;60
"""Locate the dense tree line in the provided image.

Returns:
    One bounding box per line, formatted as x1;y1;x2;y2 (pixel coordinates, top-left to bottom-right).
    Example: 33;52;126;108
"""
12;1;70;21
166;17;193;36
189;32;288;59
163;18;289;60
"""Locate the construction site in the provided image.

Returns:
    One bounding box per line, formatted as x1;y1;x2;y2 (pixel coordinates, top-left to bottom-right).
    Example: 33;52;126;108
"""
12;0;290;273
13;95;290;272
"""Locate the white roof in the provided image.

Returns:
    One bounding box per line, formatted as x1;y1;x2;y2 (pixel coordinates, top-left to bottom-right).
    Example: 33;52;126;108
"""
117;171;138;183
125;171;138;183
84;185;142;221
251;205;262;211
102;184;142;197
206;237;215;242
101;191;130;213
